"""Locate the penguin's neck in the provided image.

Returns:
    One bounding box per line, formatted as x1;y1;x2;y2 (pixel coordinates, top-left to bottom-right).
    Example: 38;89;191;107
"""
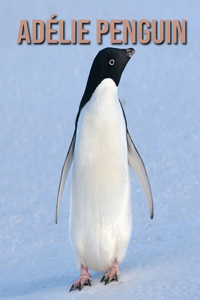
80;78;122;127
75;79;118;128
90;78;118;107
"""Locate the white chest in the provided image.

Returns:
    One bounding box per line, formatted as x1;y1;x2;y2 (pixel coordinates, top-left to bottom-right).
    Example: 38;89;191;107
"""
72;77;130;212
75;78;127;162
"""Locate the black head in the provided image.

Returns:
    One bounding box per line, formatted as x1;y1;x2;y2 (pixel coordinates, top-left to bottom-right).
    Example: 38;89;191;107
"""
75;47;135;127
84;47;135;95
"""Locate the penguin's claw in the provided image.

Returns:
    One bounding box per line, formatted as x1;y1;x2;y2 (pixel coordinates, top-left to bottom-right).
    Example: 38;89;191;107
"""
69;265;92;292
101;273;118;285
100;259;119;285
100;275;105;283
69;284;74;292
105;277;110;285
69;275;92;292
88;279;91;286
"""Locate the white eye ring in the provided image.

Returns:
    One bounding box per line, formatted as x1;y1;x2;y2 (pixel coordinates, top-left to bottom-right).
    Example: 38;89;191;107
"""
109;59;115;66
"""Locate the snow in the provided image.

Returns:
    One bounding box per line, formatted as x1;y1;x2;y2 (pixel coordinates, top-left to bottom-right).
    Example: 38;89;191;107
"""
1;0;200;299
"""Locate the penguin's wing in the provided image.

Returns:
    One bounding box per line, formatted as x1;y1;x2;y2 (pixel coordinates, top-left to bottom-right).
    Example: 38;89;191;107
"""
55;132;76;223
127;131;154;219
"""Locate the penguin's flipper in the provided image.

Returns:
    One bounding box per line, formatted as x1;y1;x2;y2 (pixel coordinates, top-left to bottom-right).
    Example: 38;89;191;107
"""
127;131;154;219
55;132;76;223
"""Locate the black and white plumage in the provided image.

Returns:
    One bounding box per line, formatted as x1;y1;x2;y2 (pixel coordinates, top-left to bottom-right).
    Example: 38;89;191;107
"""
56;47;153;291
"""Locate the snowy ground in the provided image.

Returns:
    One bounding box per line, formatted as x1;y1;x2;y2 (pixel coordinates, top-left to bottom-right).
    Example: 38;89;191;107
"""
1;1;200;299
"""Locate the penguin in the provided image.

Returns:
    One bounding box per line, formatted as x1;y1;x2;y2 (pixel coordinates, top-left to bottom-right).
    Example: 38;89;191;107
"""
56;47;154;292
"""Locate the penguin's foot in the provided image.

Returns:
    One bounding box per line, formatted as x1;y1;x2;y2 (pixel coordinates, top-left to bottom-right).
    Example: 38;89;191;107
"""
100;259;119;285
69;265;92;292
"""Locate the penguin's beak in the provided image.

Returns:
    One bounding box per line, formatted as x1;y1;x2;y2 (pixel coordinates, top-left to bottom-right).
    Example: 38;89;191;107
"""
126;48;135;58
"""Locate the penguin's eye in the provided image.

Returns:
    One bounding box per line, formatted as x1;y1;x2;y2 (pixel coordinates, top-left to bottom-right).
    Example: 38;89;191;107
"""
109;59;115;66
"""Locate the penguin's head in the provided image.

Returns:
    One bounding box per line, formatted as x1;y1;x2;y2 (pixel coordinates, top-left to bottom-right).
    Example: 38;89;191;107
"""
88;47;135;88
77;48;135;125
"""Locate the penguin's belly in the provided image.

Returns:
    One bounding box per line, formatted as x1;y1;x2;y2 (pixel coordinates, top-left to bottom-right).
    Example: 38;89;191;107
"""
69;79;132;271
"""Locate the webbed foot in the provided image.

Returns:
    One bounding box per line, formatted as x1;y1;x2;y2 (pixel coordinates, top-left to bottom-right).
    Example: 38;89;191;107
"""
100;259;119;285
70;265;92;292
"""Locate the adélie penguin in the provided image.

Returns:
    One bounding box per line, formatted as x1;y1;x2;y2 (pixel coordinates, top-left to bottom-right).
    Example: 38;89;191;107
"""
56;47;154;292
